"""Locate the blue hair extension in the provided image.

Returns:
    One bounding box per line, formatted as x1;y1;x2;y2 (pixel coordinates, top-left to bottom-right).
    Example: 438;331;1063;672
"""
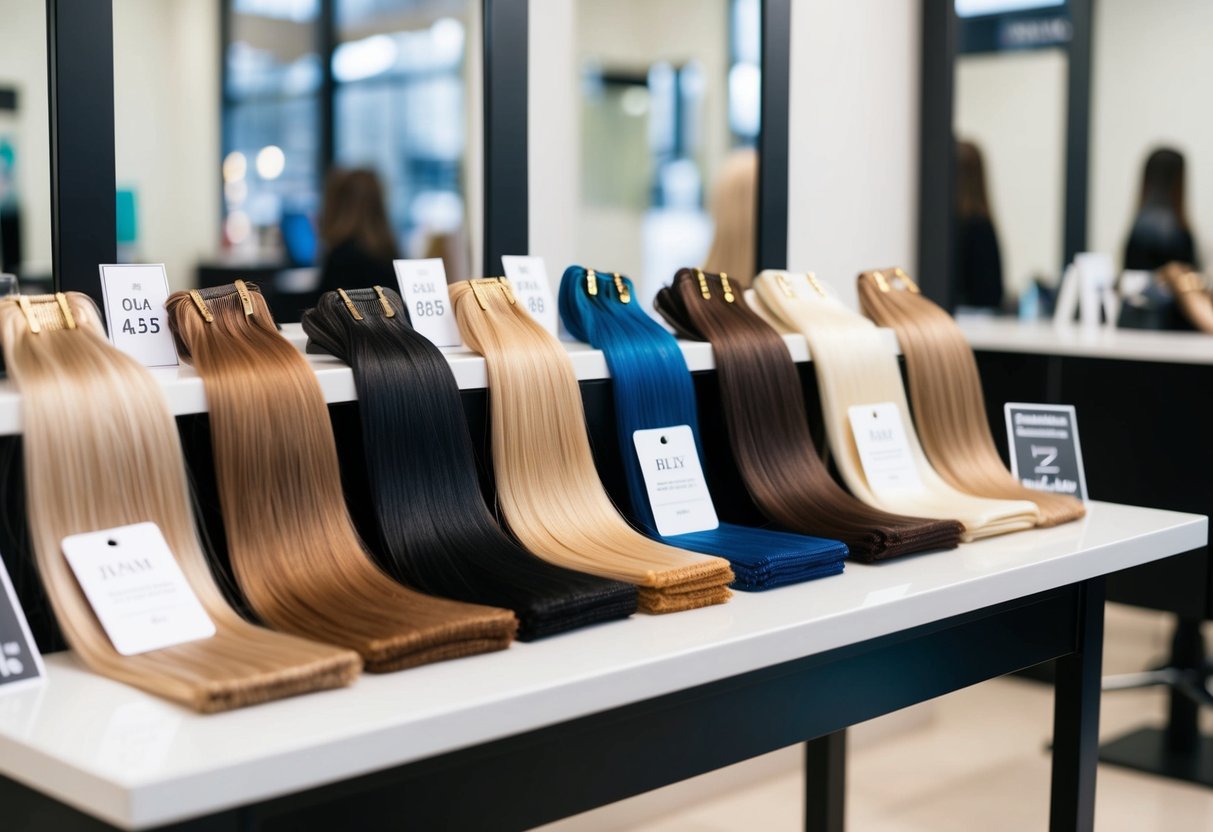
559;265;846;589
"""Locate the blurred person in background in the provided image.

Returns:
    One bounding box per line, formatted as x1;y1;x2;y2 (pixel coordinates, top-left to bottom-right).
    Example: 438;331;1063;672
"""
954;139;1004;309
317;168;398;297
1124;147;1198;272
703;148;757;288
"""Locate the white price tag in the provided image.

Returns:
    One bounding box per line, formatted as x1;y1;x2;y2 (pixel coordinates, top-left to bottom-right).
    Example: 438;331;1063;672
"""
98;264;178;368
848;402;923;496
632;425;719;537
394;258;461;347
61;523;215;656
501;255;558;336
0;553;44;694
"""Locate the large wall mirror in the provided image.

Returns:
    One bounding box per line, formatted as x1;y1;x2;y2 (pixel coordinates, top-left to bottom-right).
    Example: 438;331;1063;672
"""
111;0;483;322
0;1;52;292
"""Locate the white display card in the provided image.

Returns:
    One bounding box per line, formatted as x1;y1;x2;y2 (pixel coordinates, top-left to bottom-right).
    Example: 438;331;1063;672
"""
98;264;179;368
848;402;924;496
394;258;462;347
501;255;558;336
632;425;720;537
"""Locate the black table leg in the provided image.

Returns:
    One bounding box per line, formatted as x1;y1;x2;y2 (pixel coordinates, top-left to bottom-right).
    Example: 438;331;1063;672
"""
805;730;846;832
1050;577;1106;831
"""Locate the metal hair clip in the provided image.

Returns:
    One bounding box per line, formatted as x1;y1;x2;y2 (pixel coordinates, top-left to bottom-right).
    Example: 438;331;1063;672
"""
17;296;39;334
612;273;631;304
55;293;77;329
233;279;255;316
774;272;796;298
188;290;214;322
720;272;735;303
870;270;892;293
336;288;363;321
890;267;921;294
804;272;826;297
586;268;598;297
696;269;712;300
372;285;396;317
469;277;516;310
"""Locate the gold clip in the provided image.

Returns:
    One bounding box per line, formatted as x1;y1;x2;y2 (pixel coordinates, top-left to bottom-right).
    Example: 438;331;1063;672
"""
55;293;77;329
336;288;363;321
188;290;214;323
612;273;631;304
586;268;598;297
696;269;712;300
891;267;921;294
804;272;826;297
17;296;39;334
774;272;796;298
720;272;735;303
233;279;254;316
469;277;515;310
372;285;396;317
871;271;892;293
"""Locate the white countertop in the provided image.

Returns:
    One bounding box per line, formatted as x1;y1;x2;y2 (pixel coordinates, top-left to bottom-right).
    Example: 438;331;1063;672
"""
0;501;1203;829
959;316;1213;364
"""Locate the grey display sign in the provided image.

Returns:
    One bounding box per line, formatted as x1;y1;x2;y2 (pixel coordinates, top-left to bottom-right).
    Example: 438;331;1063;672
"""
1004;403;1087;501
0;555;44;692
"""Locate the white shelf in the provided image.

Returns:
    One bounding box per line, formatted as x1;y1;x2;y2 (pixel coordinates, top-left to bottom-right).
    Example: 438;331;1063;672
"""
0;323;900;436
958;316;1213;365
0;501;1203;829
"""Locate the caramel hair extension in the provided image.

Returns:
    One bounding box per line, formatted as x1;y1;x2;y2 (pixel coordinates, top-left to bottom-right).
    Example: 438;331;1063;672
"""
858;268;1085;526
752;270;1040;541
450;278;733;613
0;293;361;712
1159;262;1213;333
654;269;963;561
167;282;517;670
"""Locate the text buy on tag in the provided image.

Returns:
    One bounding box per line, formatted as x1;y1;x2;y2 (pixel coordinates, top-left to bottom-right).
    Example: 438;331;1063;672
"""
633;425;719;537
501;255;558;336
394;258;462;347
848;402;923;496
98;264;179;368
61;522;215;656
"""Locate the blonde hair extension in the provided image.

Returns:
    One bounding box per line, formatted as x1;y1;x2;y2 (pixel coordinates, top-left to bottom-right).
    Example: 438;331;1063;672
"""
166;282;517;670
451;278;734;613
0;293;361;712
858;268;1084;526
752;271;1041;541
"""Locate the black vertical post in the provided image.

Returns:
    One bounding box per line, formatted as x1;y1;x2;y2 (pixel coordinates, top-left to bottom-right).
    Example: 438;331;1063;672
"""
756;0;790;272
1049;576;1106;832
804;730;846;832
917;0;956;308
1062;0;1093;266
46;0;116;307
482;0;528;275
319;0;336;174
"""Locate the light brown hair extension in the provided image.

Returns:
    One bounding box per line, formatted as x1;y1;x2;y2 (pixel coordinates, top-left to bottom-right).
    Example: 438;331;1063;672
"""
858;268;1085;526
450;278;733;613
1159;262;1213;333
0;293;361;712
703;148;757;288
752;270;1040;541
166;282;517;670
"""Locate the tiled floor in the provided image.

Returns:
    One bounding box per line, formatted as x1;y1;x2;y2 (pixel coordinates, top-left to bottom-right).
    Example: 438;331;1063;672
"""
541;604;1213;831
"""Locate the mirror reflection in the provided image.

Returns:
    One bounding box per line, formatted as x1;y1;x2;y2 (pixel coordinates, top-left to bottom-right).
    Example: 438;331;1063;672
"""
113;0;480;322
0;1;52;293
574;0;760;309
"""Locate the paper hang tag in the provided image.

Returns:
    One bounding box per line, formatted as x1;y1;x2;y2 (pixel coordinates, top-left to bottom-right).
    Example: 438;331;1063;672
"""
394;258;462;348
98;264;179;368
0;552;45;694
632;425;720;537
1004;403;1088;501
848;402;924;496
61;522;216;656
501;255;558;336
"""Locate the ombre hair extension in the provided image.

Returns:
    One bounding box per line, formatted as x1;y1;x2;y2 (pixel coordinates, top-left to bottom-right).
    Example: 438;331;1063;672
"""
166;282;517;670
0;293;361;712
558;266;847;588
654;269;963;561
858;268;1084;526
300;286;637;639
450;278;734;613
752;270;1040;541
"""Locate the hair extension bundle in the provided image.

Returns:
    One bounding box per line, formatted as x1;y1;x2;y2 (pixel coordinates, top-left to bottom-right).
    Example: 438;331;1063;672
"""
450;278;734;613
557;266;846;588
1158;262;1213;333
858;268;1085;526
751;270;1041;541
166;282;517;670
654;269;962;561
300;287;637;639
0;293;361;712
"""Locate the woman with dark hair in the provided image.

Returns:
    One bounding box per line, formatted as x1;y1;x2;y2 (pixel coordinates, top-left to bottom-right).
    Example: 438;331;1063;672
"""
316;168;399;297
954;139;1004;309
1124;147;1198;271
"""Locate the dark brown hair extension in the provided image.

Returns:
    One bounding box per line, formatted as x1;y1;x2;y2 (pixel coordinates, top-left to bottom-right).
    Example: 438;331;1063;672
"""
655;268;962;561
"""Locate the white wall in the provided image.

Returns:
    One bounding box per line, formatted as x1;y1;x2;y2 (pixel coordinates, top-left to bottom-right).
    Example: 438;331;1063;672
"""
114;0;221;290
1089;0;1213;269
0;2;52;275
955;49;1067;298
